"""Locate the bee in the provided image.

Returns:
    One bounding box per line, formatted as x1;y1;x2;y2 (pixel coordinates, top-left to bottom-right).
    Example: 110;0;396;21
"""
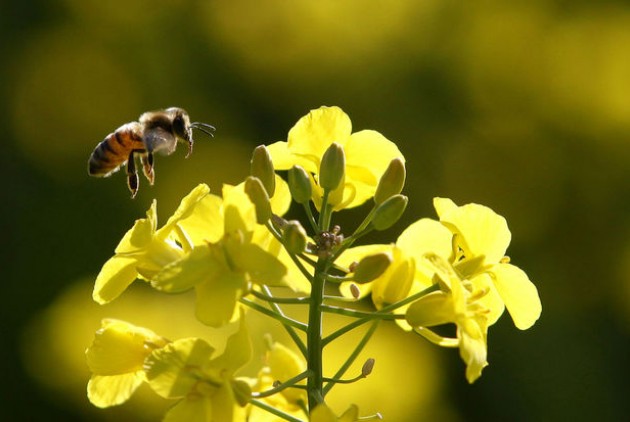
87;107;215;197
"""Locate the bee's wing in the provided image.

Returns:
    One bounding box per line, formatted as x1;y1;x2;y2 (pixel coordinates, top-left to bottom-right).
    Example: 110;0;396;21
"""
143;127;177;155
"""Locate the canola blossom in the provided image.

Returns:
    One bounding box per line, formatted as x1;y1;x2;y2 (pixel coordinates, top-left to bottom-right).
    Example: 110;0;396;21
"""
86;319;168;407
267;106;404;210
86;105;542;421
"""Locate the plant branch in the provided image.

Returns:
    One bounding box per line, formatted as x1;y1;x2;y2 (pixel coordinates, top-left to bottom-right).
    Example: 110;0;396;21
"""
240;297;308;332
249;400;304;422
323;284;441;346
261;285;308;357
250;289;311;304
323;321;379;395
251;370;311;399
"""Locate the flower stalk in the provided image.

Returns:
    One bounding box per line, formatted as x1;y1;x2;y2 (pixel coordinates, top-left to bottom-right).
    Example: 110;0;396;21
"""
85;105;542;421
306;257;329;410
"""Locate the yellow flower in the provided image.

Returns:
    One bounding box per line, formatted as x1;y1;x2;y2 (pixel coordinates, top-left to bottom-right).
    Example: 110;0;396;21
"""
144;317;252;422
406;255;490;383
433;197;542;330
267;106;404;210
92;184;210;304
310;404;360;422
153;183;289;327
85;319;168;407
247;342;307;422
338;218;453;326
263;342;307;405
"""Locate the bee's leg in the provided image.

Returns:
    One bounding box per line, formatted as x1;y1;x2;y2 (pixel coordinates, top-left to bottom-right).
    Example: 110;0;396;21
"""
141;152;155;185
186;137;193;158
126;151;139;198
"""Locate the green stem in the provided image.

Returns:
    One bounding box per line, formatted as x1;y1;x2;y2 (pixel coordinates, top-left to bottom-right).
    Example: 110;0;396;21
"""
323;283;441;346
249;400;304;422
321;304;405;320
352;206;376;236
322;374;363;384
319;191;331;231
265;222;314;283
240;297;308;332
251;370;311;399
303;202;320;233
327;206;377;263
323;321;379;395
306;257;328;411
250;289;311;304
261;285;308;357
331;225;373;262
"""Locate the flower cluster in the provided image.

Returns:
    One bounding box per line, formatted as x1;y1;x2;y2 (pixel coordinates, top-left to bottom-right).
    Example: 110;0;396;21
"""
86;106;542;420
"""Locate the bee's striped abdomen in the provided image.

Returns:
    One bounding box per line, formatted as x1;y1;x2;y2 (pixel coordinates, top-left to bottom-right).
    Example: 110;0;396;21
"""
88;123;144;177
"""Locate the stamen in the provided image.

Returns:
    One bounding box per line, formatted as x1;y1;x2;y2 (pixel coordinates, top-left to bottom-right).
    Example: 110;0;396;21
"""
469;286;490;302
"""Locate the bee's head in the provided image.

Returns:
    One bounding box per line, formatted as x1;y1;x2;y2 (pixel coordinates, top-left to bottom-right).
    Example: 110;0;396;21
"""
168;107;192;143
165;107;214;157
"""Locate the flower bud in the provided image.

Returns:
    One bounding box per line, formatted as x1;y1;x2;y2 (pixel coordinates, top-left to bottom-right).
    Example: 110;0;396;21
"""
374;158;406;205
288;165;312;204
282;220;308;255
250;145;276;197
231;379;252;407
349;283;361;299
244;176;272;223
371;194;408;231
352;253;391;283
319;142;345;191
361;358;375;377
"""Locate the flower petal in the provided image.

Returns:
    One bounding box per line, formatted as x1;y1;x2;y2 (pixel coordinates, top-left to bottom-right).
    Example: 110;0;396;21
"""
210;317;252;372
406;292;455;327
223;184;257;234
397;218;454;284
145;337;215;399
209;380;239;421
87;373;144;408
163;396;214;422
372;248;415;307
459;323;488;383
265;342;306;404
311;404;338;422
470;273;505;326
235;243;288;287
435;198;511;265
270;175;292;216
267;140;317;173
339;404;360;422
345;129;404;187
432;197;458;218
152;247;219;293
413;327;459;348
92;256;138;304
177;194;225;245
86;319;164;375
254;232;311;293
489;263;542;330
287;106;352;160
158;184;210;240
115;200;157;254
194;274;244;327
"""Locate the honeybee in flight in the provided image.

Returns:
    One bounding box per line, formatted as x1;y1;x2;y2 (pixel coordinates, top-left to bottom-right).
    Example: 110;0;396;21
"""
87;107;215;197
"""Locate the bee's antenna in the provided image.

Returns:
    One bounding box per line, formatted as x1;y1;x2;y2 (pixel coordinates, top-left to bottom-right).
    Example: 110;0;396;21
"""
191;122;216;137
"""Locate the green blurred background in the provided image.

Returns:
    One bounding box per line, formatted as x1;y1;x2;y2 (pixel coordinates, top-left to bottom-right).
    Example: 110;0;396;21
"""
2;0;630;420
